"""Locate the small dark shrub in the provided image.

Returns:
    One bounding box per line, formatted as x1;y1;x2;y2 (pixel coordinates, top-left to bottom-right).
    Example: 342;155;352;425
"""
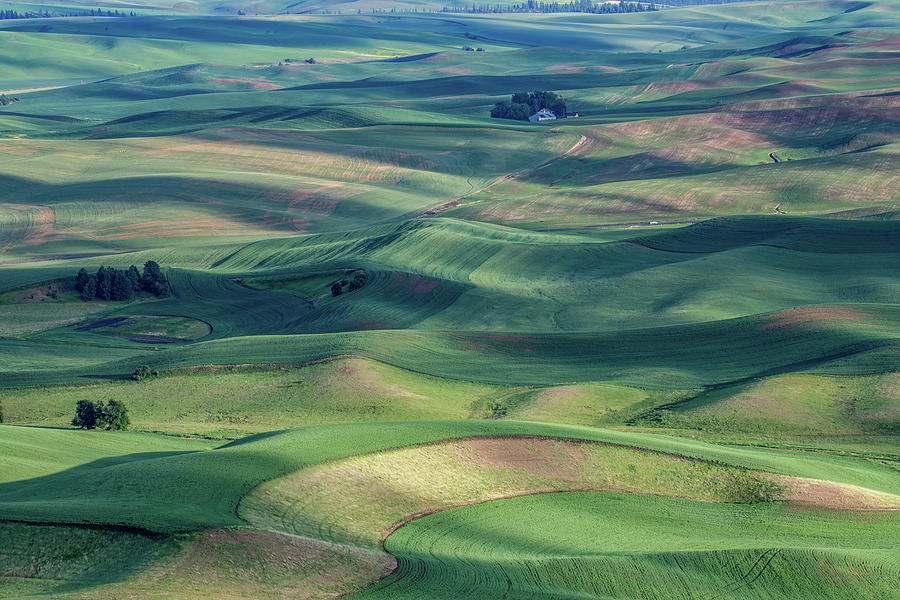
131;365;157;381
721;471;785;504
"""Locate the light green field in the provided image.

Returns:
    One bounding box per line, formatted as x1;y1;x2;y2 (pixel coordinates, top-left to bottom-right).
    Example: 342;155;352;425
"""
0;358;511;437
0;425;212;484
3;421;898;534
0;1;898;598
367;491;900;600
1;421;896;598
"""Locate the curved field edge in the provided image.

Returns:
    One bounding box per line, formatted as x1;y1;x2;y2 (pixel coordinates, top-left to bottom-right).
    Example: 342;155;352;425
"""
361;491;900;600
238;435;898;600
239;435;899;546
3;419;894;533
6;431;895;599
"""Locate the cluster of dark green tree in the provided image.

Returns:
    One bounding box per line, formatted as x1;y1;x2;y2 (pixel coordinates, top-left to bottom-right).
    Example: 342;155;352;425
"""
331;271;368;296
72;399;130;430
0;8;132;18
491;91;567;121
443;0;656;13
76;261;169;301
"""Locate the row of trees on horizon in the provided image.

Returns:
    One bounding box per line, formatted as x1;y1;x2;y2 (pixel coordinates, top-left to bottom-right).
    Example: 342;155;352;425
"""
0;9;134;19
441;1;657;14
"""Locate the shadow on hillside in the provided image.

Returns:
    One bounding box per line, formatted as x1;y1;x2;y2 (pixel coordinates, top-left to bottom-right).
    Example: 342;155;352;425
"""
1;450;203;492
218;428;290;448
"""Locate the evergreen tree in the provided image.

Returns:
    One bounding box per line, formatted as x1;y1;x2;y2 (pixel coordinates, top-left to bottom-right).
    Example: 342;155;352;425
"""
81;276;97;301
76;268;90;293
96;266;112;300
111;269;133;301
126;265;141;291
142;261;169;296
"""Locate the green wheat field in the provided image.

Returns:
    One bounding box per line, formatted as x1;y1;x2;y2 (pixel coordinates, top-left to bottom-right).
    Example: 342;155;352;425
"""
0;0;898;597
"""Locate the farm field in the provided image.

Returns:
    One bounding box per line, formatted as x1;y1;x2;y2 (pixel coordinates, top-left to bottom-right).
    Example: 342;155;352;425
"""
0;0;898;598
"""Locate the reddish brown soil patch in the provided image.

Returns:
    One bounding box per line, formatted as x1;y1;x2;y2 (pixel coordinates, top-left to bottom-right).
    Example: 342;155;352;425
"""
463;437;583;480
758;306;872;330
547;65;584;73
207;78;283;90
145;529;393;600
3;279;74;301
411;276;439;295
776;476;900;510
476;333;532;342
343;320;389;331
456;339;494;351
287;189;339;217
390;271;440;294
436;66;471;75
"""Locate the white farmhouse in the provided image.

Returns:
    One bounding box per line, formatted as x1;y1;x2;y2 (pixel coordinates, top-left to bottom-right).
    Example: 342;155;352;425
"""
529;108;557;122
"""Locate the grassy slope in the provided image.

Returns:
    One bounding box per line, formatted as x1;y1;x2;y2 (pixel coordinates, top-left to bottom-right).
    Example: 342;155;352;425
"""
3;216;899;388
1;420;897;534
0;4;897;598
0;522;169;599
367;491;900;600
3;359;899;451
6;429;894;599
0;358;512;437
641;372;900;435
0;425;212;484
241;437;897;550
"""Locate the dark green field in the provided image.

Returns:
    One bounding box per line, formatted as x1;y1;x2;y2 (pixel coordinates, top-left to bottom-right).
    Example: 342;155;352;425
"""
0;0;898;598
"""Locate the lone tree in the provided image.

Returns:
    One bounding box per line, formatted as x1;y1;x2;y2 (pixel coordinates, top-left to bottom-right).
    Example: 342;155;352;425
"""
72;400;104;429
131;364;157;381
102;399;130;430
331;282;343;296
